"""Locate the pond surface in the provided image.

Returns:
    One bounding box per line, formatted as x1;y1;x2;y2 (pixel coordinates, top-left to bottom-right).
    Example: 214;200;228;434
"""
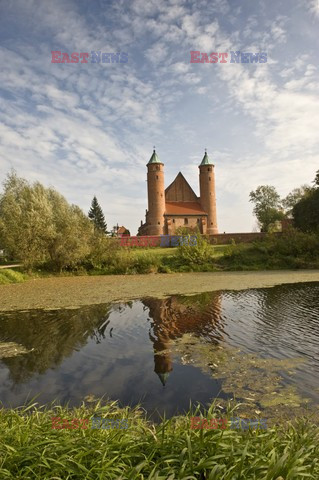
0;282;319;421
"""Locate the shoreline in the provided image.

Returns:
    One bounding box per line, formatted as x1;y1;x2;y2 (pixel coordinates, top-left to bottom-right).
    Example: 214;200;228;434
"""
0;270;319;311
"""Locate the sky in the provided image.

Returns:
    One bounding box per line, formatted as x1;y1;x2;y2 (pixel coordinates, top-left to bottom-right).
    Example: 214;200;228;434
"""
0;0;318;234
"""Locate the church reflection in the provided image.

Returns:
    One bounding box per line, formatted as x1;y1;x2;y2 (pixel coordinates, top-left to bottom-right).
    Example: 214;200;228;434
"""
143;291;225;385
0;293;225;387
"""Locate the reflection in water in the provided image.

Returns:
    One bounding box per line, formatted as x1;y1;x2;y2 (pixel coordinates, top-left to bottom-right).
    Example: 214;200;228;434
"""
144;292;224;385
0;304;112;383
0;282;318;418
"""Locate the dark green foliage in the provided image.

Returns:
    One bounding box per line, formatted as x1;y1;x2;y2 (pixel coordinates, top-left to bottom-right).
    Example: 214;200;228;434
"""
88;196;107;234
293;187;319;233
282;185;312;216
221;230;319;270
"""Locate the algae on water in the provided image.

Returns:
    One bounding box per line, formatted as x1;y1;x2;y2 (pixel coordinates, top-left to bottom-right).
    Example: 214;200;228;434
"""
166;334;313;424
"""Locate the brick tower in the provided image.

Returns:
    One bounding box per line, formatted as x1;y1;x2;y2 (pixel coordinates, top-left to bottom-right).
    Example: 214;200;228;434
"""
146;148;165;235
199;150;218;234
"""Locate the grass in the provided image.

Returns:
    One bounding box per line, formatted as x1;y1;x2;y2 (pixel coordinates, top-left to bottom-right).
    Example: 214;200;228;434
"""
0;269;25;285
0;400;318;479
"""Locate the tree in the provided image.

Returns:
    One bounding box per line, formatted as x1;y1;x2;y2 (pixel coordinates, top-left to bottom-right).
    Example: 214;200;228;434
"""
293;171;319;233
282;185;312;217
0;171;94;271
249;185;285;232
0;171;55;270
47;189;93;272
88;196;107;234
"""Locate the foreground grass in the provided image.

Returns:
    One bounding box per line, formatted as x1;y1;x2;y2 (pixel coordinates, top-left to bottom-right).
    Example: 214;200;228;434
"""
0;269;25;285
0;400;318;479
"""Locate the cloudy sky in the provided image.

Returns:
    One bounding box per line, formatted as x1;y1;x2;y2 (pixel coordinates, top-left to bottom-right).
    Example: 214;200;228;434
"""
0;0;318;234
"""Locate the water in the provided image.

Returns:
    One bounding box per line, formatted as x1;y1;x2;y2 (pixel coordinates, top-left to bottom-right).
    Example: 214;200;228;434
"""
0;282;318;419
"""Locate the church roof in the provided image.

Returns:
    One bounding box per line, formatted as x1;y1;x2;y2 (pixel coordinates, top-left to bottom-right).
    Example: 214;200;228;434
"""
200;150;214;166
165;201;207;215
147;148;162;165
165;172;198;202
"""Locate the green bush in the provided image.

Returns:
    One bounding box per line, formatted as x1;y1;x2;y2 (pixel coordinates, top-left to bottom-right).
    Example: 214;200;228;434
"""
176;231;213;266
0;269;25;284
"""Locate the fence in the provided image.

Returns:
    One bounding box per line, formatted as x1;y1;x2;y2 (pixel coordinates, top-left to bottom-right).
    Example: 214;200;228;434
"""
117;235;197;248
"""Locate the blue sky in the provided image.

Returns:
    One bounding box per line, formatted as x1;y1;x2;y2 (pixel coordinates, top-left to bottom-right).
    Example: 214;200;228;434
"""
0;0;318;234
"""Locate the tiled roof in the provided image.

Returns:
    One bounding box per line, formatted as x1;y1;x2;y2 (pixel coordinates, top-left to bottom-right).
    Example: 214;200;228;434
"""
117;226;127;234
165;202;207;215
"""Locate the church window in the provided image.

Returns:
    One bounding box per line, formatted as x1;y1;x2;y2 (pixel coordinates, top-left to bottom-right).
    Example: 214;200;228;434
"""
158;222;160;225
197;218;200;223
209;177;211;181
156;175;158;180
184;218;188;225
156;165;160;170
173;219;175;223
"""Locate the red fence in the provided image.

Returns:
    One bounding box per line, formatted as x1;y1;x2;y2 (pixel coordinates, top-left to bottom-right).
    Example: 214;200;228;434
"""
117;236;161;247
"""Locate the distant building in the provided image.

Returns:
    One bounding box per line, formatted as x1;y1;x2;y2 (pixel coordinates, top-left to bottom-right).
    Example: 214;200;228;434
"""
138;149;218;235
116;226;130;237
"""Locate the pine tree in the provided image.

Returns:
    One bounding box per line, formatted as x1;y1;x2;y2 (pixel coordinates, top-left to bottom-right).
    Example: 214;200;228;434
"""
88;196;107;234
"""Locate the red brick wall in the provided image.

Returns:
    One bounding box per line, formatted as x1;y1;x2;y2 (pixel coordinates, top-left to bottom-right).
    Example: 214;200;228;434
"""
208;232;282;245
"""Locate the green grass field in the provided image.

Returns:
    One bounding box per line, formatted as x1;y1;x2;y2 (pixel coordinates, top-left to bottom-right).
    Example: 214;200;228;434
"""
131;244;229;258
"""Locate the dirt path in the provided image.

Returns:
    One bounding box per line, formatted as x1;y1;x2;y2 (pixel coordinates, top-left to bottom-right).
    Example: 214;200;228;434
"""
0;270;319;311
0;264;22;269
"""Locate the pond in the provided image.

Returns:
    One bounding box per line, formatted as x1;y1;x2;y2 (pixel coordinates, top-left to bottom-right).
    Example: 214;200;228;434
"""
0;282;319;423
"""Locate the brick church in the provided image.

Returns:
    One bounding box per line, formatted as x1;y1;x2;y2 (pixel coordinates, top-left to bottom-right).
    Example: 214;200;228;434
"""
138;149;218;236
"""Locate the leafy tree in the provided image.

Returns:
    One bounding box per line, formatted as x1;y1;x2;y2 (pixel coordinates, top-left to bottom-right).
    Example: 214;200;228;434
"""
88;196;107;234
282;185;312;217
0;171;55;270
249;185;285;232
0;171;93;271
293;171;319;233
47;189;93;272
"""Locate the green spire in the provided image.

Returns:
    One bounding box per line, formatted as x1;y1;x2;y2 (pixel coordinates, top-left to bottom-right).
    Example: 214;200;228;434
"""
200;149;213;166
156;372;170;386
147;147;162;165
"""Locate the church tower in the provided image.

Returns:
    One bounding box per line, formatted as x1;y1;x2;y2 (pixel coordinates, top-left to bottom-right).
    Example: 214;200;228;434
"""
146;148;165;235
199;150;218;234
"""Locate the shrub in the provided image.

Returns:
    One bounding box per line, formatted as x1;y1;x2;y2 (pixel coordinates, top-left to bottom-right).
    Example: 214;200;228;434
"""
176;231;213;266
0;269;25;284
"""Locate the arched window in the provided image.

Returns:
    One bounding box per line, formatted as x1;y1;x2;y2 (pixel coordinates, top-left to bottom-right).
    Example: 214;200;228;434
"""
184;218;188;225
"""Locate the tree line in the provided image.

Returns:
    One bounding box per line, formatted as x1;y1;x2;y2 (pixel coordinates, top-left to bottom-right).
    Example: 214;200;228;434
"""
0;171;114;271
249;170;319;233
